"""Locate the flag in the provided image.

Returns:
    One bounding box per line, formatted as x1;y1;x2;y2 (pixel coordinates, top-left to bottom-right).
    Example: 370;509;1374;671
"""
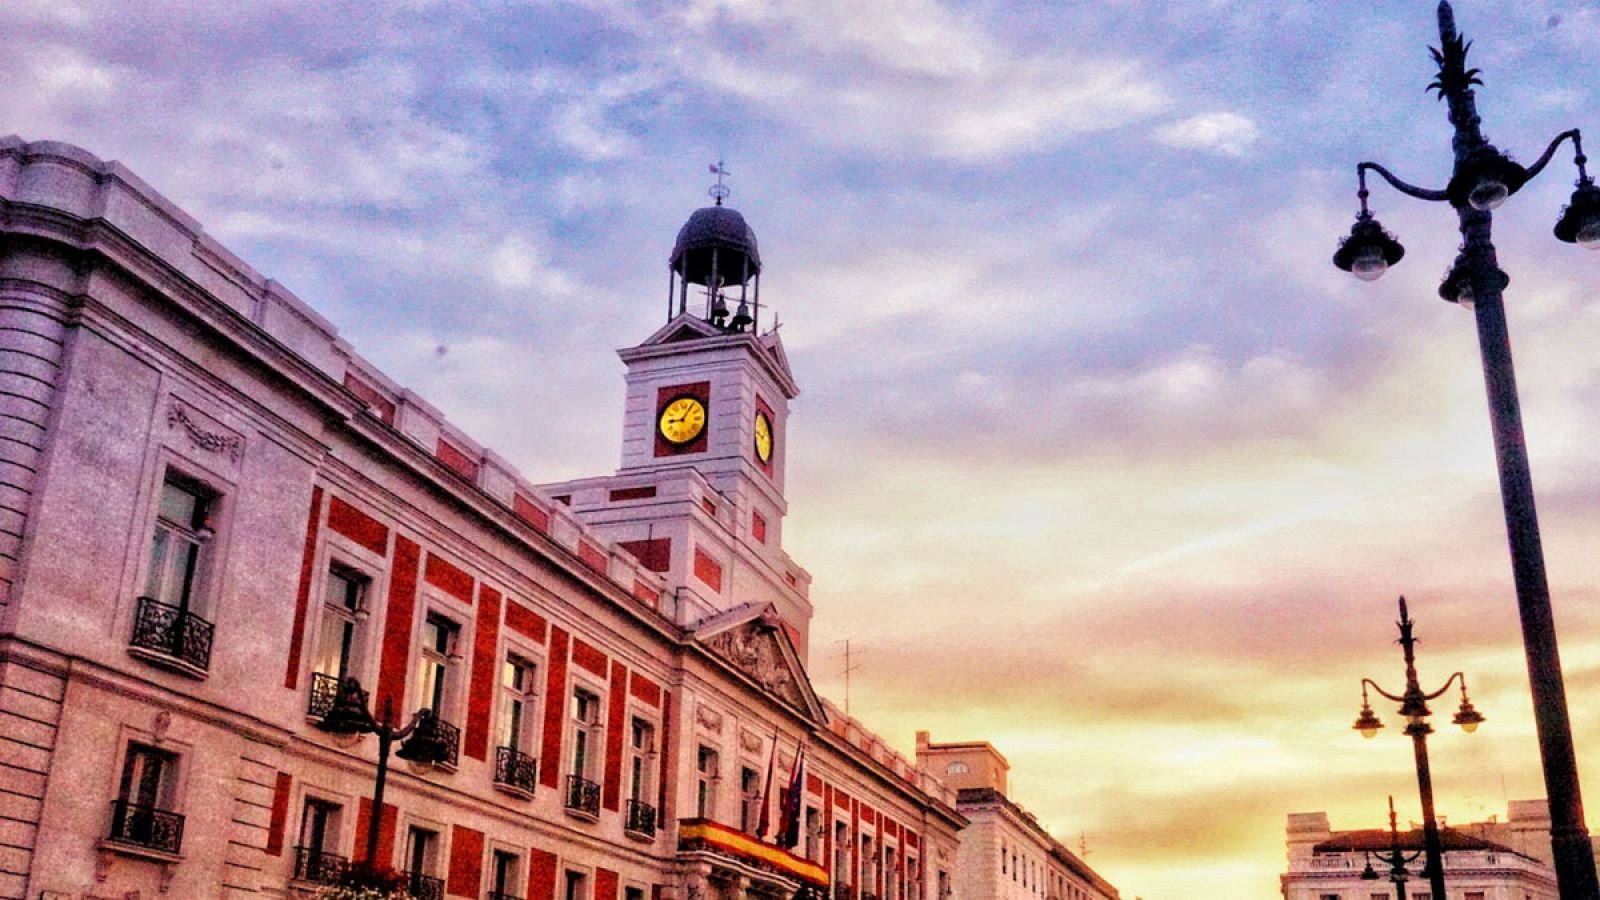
757;729;779;839
777;742;806;850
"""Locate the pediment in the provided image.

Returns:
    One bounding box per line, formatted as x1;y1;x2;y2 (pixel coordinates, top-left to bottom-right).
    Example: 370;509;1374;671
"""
694;604;826;724
638;313;723;346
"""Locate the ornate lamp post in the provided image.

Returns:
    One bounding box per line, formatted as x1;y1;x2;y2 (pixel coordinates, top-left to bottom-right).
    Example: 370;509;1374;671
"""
1353;597;1485;900
1334;5;1600;898
315;677;450;868
1359;797;1424;900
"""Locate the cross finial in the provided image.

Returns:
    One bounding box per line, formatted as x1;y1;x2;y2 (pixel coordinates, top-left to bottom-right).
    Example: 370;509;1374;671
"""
709;160;731;206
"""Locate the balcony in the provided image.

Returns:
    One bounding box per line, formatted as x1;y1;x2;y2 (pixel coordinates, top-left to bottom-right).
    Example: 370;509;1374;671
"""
128;596;213;676
833;885;852;900
565;774;600;820
494;746;538;797
625;798;657;839
488;893;527;900
410;713;461;771
678;818;830;895
292;845;348;884
106;799;184;855
404;872;445;900
307;671;341;719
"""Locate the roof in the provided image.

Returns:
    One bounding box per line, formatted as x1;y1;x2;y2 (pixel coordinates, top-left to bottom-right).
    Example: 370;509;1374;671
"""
1315;828;1518;855
955;788;1120;898
670;205;761;284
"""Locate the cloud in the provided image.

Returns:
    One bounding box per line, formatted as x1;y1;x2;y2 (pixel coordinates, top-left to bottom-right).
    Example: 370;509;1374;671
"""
1153;111;1261;157
588;0;1170;161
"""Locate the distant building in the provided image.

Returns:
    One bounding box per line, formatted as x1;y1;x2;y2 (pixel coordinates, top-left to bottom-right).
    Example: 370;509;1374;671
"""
0;137;964;900
914;733;1117;900
1280;803;1562;900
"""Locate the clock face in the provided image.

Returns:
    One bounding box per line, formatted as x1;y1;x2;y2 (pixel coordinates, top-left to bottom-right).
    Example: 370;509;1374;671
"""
753;411;773;463
658;396;707;446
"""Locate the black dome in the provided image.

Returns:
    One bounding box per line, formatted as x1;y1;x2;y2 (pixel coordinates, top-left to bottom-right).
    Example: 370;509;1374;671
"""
670;205;761;286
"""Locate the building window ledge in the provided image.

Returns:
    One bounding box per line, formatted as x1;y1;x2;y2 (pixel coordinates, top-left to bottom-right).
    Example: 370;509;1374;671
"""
127;645;210;681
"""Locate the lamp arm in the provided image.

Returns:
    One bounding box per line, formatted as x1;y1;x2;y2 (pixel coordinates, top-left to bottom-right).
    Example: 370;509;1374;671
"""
1363;677;1407;704
389;708;431;741
1520;129;1581;184
1422;671;1467;702
1359;162;1450;202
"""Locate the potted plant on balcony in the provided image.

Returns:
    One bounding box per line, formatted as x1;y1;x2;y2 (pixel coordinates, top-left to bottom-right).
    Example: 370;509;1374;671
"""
320;861;413;899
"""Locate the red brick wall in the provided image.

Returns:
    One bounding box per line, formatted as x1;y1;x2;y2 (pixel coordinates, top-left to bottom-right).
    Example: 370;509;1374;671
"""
265;772;292;856
424;552;474;605
513;493;549;533
527;848;558;900
595;867;620;900
284;487;324;689
628;671;661;707
447;825;485;896
328;494;389;555
539;627;569;789
506;600;547;643
436;438;479;481
693;548;722;592
344;373;397;425
376;537;421;712
602;660;627;812
354;798;398;864
465;585;502;761
618;537;670;572
578;540;608;573
572;638;607;677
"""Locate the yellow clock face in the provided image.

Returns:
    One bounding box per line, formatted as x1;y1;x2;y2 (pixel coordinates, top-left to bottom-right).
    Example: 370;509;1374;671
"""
658;396;706;445
753;411;773;463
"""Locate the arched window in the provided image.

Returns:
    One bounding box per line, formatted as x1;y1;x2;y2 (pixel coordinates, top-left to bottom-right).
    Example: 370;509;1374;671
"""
945;762;969;775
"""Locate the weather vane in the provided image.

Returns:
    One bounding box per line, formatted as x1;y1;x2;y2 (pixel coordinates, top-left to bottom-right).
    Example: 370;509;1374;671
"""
709;160;730;206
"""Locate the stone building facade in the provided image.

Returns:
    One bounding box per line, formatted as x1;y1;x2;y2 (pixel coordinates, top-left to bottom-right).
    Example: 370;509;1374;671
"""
1280;804;1561;900
913;734;1116;900
0;137;964;900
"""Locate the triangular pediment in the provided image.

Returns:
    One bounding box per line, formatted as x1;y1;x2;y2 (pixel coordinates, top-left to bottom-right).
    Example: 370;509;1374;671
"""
638;313;723;346
693;603;826;724
758;330;797;394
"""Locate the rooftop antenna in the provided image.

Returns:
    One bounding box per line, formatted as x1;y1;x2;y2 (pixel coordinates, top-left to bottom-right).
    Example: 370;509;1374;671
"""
835;639;864;716
1079;832;1091;859
709;160;731;206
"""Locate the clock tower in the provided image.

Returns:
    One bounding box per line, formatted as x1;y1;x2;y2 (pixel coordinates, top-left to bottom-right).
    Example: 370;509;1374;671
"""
538;177;813;660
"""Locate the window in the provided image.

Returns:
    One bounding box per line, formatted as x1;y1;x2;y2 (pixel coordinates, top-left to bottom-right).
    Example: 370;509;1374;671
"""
945;761;968;775
740;766;761;834
404;825;442;897
498;655;538;752
696;745;719;819
565;688;602;817
906;854;919;900
625;888;645;900
109;743;182;854
1464;894;1485;900
144;475;214;612
415;614;460;717
295;798;344;883
885;846;898;900
804;806;821;861
628;717;655;801
861;835;876;896
565;870;588;900
834;821;850;884
314;567;367;681
495;653;540;795
131;474;218;673
491;850;522;899
1001;843;1007;874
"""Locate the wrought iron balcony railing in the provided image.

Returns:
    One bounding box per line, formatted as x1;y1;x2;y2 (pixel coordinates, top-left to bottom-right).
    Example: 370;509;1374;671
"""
494;745;538;796
625;798;657;838
833;884;852;900
409;713;461;770
565;774;600;818
107;799;184;855
307;671;341;719
129;596;214;673
292;845;348;884
404;871;445;900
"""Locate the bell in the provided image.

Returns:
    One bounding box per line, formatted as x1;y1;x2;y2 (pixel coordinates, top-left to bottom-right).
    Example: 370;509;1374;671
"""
316;677;374;735
710;294;729;327
729;300;753;332
396;710;449;765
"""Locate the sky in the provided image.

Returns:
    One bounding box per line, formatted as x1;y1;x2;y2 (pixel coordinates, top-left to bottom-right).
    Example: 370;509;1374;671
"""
4;1;1600;897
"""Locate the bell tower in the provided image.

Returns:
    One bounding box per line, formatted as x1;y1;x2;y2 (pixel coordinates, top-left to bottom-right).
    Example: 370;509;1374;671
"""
539;166;813;659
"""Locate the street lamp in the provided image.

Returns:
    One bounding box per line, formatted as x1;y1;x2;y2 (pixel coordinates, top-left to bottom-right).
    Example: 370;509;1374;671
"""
1353;596;1484;900
315;677;450;867
1333;5;1600;898
1359;796;1424;900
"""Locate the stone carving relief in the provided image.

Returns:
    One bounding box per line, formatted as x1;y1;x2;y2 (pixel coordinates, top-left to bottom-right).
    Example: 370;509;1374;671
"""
739;728;764;755
167;399;244;463
696;703;724;733
704;621;807;709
